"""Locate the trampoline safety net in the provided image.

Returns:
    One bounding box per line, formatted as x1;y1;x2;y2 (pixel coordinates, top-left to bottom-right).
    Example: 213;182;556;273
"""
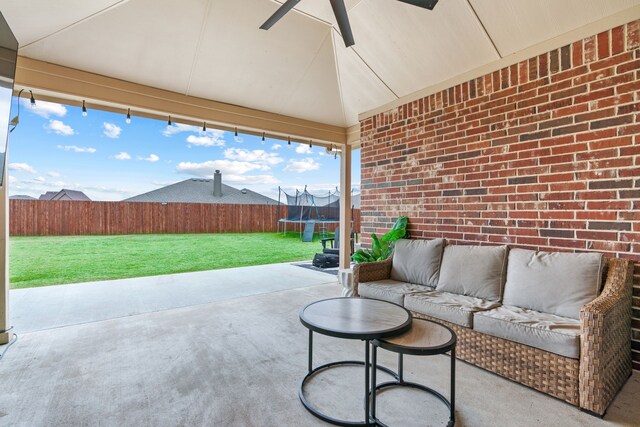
277;187;354;237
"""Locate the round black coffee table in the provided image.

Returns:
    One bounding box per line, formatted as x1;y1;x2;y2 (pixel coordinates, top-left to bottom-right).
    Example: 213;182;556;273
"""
372;318;456;427
299;297;412;426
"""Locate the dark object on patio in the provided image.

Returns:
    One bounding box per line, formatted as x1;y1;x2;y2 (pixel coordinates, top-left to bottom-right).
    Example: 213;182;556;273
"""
312;253;339;269
320;226;354;256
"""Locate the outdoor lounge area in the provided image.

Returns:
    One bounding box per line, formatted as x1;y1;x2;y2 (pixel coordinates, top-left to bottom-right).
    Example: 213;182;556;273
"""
0;264;638;426
0;1;639;426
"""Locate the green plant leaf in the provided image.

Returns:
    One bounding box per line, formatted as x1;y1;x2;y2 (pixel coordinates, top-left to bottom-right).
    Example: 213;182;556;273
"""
351;216;409;264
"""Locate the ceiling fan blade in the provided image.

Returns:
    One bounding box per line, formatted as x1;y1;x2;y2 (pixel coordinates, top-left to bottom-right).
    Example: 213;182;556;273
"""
396;0;439;10
259;0;301;30
329;0;355;47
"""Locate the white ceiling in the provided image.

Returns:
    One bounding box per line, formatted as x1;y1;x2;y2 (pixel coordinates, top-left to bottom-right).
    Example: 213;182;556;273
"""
1;0;639;127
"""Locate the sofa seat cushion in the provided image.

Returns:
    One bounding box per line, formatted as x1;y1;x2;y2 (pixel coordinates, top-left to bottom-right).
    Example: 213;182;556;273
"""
390;238;445;287
404;290;501;327
473;305;581;359
359;280;432;305
436;244;508;301
502;248;604;319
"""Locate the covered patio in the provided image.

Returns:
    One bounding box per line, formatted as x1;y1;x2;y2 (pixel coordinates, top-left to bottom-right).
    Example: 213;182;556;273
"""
0;263;638;426
0;0;639;426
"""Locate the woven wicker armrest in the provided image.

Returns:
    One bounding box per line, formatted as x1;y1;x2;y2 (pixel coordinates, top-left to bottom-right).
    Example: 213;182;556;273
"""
579;258;634;416
352;257;393;296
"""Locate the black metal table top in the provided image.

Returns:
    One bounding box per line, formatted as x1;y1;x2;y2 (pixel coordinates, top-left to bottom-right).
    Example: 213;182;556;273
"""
299;297;412;340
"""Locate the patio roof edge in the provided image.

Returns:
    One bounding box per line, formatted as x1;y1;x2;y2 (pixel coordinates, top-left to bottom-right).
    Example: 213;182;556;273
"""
14;56;350;146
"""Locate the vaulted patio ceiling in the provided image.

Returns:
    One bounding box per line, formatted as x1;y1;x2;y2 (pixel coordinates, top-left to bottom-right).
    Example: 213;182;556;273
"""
2;0;639;132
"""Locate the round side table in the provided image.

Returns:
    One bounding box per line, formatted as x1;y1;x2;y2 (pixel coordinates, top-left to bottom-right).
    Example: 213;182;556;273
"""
371;318;457;427
299;297;412;426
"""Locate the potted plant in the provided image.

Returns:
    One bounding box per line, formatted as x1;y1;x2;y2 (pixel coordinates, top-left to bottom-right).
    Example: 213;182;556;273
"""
351;216;408;263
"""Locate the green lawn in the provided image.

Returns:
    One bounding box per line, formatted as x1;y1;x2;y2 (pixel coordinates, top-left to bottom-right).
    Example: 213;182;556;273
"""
10;232;325;289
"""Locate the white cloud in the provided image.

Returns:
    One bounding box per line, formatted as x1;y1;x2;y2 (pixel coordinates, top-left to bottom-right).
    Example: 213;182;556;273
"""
234;136;244;143
47;171;61;177
45;120;75;136
223;148;282;166
139;154;159;162
162;124;227;147
23;99;67;119
57;145;96;153
186;133;225;147
114;152;131;160
295;145;312;154
271;144;282;150
33;176;46;183
7;175;18;184
103;122;122;139
176;160;269;177
162;123;201;137
8;163;37;174
224;174;279;185
284;158;320;173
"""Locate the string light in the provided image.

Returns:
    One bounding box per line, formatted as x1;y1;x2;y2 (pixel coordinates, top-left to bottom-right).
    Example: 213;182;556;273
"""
125;108;131;124
202;122;207;132
287;136;291;145
234;127;238;137
81;100;87;117
10;89;36;132
309;140;312;148
262;132;265;142
167;115;172;126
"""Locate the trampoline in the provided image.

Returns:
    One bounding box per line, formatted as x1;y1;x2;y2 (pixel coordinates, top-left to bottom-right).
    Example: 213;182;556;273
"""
277;187;354;240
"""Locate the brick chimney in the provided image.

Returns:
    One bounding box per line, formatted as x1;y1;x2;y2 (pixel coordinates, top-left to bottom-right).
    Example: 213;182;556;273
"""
213;170;223;197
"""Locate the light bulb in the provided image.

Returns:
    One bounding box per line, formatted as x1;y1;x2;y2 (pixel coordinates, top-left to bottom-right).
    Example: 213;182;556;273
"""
82;100;87;117
126;108;131;124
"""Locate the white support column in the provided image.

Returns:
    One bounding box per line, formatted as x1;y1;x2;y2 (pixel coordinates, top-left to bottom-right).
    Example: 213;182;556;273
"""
338;145;353;296
0;153;9;344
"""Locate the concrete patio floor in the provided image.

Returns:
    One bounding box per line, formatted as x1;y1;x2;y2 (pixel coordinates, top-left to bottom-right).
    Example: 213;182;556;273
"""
10;262;337;333
0;264;638;426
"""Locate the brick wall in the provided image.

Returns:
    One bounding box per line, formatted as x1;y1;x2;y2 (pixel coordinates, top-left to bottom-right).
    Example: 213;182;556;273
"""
360;20;640;370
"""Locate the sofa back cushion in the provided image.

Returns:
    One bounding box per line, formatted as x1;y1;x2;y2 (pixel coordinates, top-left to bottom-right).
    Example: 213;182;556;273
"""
436;245;508;301
502;248;604;319
390;238;444;287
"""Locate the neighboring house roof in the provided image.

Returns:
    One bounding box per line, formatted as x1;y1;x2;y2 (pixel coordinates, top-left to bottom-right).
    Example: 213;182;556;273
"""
124;179;278;205
10;195;36;200
39;189;91;201
38;191;58;200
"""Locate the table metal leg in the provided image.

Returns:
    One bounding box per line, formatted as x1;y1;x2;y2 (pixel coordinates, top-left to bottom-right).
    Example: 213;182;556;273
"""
308;330;313;373
398;353;403;383
365;340;370;426
371;344;377;421
450;346;456;425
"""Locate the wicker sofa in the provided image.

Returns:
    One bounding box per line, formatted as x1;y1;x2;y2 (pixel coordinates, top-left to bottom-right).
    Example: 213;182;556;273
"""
352;239;633;417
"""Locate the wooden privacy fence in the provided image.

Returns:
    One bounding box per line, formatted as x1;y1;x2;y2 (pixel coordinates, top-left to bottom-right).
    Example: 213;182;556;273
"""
10;200;361;236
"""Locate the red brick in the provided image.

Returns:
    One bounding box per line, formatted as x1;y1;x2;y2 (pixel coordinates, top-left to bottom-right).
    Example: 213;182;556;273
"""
611;26;625;55
572;40;583;67
627;20;640;50
597;31;610;59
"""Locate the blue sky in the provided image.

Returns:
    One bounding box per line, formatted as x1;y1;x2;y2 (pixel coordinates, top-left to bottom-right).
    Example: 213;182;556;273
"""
6;98;360;201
